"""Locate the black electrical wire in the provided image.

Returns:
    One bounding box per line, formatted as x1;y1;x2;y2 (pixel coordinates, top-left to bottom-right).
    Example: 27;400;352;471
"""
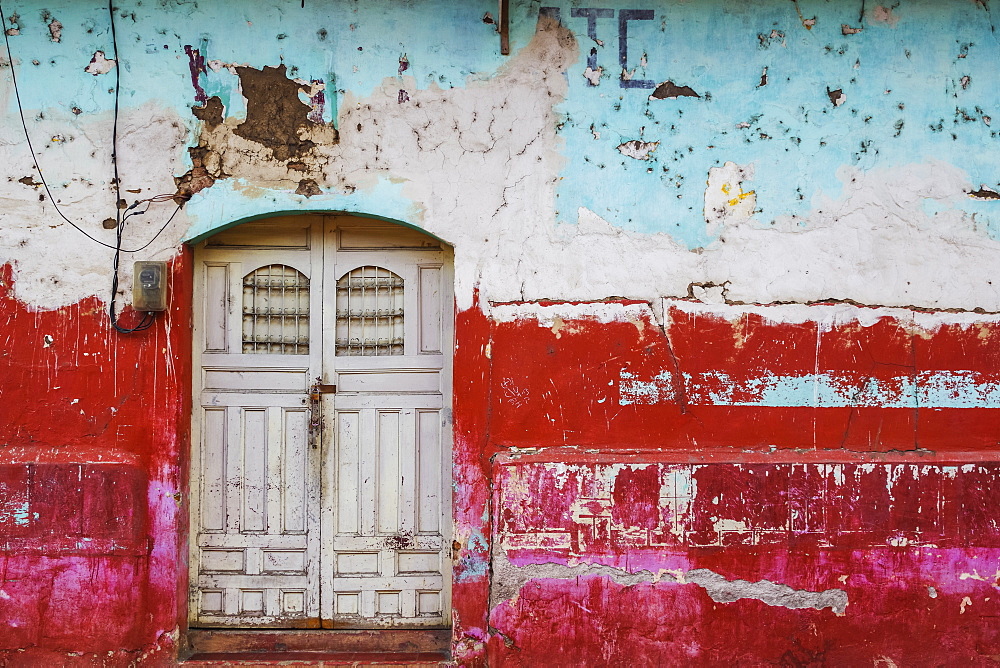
110;208;155;332
0;0;184;332
105;0;156;333
106;0;139;332
0;0;179;253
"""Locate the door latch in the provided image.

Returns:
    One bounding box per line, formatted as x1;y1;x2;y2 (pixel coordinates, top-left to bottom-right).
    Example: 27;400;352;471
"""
308;378;336;449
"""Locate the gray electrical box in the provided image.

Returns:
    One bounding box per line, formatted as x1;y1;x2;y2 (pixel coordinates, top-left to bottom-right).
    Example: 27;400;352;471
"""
133;261;169;312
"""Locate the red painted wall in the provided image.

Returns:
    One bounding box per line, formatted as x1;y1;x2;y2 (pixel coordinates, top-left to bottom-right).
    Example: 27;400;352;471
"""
3;267;1000;664
0;255;192;666
453;300;1000;666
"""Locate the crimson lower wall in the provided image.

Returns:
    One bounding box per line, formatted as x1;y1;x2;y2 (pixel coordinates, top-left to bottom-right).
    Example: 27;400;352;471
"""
0;257;192;666
3;274;1000;665
458;300;1000;666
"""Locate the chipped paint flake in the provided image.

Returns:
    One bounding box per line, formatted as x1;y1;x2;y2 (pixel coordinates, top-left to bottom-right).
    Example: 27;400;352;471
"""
583;66;603;86
649;80;700;100
47;18;62;42
83;50;115;76
617;139;659;160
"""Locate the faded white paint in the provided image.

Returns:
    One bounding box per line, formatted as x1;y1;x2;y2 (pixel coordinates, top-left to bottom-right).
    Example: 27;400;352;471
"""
0;18;999;323
0;103;188;309
704;161;756;236
664;298;1000;333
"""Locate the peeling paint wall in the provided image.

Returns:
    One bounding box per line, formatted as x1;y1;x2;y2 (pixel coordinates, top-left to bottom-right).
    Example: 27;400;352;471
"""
2;0;1000;665
480;302;1000;664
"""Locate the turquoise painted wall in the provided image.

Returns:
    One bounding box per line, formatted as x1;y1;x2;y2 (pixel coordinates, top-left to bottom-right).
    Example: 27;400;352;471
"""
3;0;999;247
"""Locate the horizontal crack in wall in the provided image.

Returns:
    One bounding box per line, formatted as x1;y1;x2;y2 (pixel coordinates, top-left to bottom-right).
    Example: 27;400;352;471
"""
491;550;848;615
491;550;659;609
685;568;848;614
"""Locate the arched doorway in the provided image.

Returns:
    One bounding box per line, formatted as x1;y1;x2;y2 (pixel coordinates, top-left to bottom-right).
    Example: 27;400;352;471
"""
188;214;453;630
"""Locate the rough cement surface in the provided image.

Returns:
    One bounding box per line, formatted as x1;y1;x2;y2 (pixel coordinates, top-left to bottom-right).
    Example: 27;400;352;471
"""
685;568;848;614
490;548;660;610
491;549;847;615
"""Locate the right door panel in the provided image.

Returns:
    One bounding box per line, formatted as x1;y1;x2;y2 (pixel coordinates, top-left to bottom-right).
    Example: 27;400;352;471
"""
319;220;452;628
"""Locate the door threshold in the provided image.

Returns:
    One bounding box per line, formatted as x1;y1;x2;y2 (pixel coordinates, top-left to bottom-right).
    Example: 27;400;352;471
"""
184;628;451;659
182;650;451;666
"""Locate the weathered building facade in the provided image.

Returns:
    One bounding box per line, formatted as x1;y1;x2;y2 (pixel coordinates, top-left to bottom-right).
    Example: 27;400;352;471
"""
3;0;1000;664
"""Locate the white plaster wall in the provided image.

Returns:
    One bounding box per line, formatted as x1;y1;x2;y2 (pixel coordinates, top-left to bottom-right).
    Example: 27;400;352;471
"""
0;98;189;309
2;19;1000;315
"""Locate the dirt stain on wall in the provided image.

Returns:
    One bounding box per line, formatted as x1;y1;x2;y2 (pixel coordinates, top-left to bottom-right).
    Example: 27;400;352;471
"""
177;61;340;201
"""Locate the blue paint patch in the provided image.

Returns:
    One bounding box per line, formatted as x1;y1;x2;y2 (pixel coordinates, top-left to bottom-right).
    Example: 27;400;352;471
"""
0;501;33;527
620;369;1000;408
456;554;490;582
535;1;1000;245
456;530;490;582
4;1;501;120
183;176;427;243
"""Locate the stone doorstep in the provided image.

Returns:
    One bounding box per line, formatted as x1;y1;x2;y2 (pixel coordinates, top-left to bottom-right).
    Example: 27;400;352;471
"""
182;629;452;666
182;650;452;666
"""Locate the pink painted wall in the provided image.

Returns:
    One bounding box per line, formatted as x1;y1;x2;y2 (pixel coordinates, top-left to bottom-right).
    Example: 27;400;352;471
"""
0;256;192;666
4;271;1000;664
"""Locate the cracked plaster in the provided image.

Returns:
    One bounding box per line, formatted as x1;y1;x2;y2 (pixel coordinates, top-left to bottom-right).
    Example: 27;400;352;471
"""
1;9;999;316
490;549;847;615
0;103;189;309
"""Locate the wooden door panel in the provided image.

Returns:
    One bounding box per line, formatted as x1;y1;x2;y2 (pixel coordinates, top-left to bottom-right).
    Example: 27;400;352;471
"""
191;218;323;628
326;405;447;627
192;401;319;626
193;216;451;630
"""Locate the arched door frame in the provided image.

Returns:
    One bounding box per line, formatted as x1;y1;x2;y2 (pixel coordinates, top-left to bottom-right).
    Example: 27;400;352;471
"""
182;211;456;655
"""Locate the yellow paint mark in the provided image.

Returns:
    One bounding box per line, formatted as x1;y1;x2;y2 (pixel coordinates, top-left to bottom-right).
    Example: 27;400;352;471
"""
727;189;755;207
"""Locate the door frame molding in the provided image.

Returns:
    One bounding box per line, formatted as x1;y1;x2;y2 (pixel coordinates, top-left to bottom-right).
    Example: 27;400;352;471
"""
182;212;456;654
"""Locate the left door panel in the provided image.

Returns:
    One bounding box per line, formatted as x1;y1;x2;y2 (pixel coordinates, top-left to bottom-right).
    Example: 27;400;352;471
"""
190;217;324;627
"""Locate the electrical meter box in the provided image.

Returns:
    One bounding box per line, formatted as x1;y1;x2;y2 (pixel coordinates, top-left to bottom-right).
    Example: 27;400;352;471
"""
132;261;169;312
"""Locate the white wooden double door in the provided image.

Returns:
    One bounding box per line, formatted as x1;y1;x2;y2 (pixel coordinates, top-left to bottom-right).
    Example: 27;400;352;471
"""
190;215;452;629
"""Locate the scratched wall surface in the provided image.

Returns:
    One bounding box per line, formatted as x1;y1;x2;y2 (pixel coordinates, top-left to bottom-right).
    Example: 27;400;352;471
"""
0;259;191;665
1;0;1000;665
478;302;1000;665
